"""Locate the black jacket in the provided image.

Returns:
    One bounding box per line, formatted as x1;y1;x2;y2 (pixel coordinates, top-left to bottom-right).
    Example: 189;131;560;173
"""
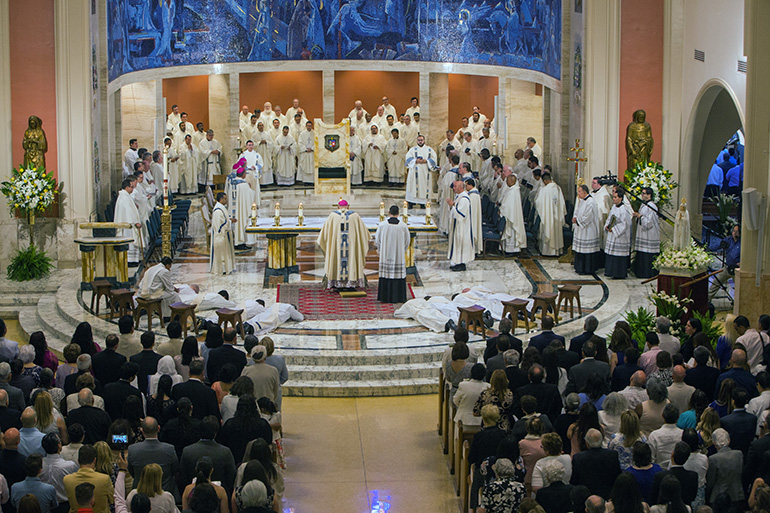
570;447;621;499
130;350;163;396
92;349;127;386
102;379;143;420
171;379;221;420
206;345;247;384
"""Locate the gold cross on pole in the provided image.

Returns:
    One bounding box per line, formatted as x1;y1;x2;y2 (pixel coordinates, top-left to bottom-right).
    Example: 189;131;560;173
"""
566;139;588;191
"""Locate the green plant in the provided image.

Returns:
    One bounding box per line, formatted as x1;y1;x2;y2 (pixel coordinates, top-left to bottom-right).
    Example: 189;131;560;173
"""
622;307;656;351
693;311;723;350
710;193;739;237
6;245;53;281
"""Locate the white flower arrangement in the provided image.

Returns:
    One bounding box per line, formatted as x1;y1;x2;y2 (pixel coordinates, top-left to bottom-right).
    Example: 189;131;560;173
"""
653;242;712;272
624;162;678;209
1;166;57;214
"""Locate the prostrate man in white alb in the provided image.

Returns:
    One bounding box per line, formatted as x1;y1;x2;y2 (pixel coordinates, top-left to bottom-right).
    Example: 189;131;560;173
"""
604;188;632;279
385;128;407;186
252;121;274;186
177;134;199;195
633;186;660;278
405;134;436;204
210;192;236;275
572;184;602;275
363;124;386;184
238;140;263;208
123;139;140;178
225;161;254;249
138;257;181;319
535;171;567;256
375;205;411;303
447;180;475;272
198;129;222;190
465;178;483;255
297;121;315;184
499;174;527;255
274;126;297;186
114;178;145;266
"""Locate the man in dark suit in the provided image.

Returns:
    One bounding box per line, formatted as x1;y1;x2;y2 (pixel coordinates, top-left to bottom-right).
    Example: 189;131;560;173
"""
503;349;529;394
570;428;621;499
744;421;770;490
64;355;103;397
483;318;523;362
721;387;757;456
65;389;112;445
171;359;220;420
129;331;163;396
206;328;247;384
529;316;565;354
91;335;126;386
568;315;603;355
549;339;581;372
0;389;21;431
649;442;699;506
484;335;510;382
0;428;27;499
715;349;758;399
611;346;642;392
685;346;721;399
0;363;27;413
180;415;236;495
127;417;179;500
512;364;563;423
565;340;610;395
102;362;143;421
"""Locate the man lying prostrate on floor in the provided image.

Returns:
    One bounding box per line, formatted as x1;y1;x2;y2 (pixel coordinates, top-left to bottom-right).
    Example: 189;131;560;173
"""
193;290;305;336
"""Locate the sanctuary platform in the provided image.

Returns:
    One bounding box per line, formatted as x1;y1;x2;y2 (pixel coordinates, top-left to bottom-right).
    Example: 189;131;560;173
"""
7;189;649;397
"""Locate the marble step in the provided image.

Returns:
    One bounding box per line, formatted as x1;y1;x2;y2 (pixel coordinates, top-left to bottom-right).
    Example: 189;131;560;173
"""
288;362;441;381
283;377;438;397
280;347;449;366
18;305;69;357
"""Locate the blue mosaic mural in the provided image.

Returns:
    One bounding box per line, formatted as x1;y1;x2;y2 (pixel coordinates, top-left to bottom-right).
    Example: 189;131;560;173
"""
106;0;561;82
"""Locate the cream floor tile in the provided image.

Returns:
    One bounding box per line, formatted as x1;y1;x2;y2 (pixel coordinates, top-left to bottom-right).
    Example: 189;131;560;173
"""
366;479;459;513
280;481;370;513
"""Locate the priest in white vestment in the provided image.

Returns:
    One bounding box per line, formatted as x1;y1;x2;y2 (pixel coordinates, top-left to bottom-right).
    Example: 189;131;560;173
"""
363;125;386;183
173;113;194;135
535;172;567;256
604;188;632;279
191;124;206;147
375;205;411;303
632;187;660;278
468;112;484;139
572;184;602;274
253;122;274;185
316;200;371;289
137;257;180;317
241;115;259;143
380;96;397;120
177;134;199;194
268;118;282;142
438;155;460;235
465;178;483;255
405;97;419;119
460;132;478;171
297;121;315;184
274;126;297;186
447;180;475;271
258;102;275;128
272;106;287;130
499;174;527;255
478;149;494;195
385;129;408;184
198;130;222;187
351;110;368;136
166;105;181;133
163;138;180;194
404;135;436;204
286;99;305;125
348;100;368;121
123;139;139;179
370;106;388;133
400;116;418;148
238;141;263;207
349;126;364;185
512;150;528;177
457;118;471;140
210;192;236;275
131;170;153;222
225;161;254;247
114;178;145;265
438;130;460;168
288;114;305;143
239;105;251;132
526;137;543;159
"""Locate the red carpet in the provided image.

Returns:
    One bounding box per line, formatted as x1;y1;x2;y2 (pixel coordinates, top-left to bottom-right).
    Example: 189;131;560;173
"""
277;282;414;320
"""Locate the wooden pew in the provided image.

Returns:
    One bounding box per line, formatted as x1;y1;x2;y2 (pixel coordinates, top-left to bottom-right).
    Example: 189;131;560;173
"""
456;420;480;493
461;440;471;512
438;367;445;436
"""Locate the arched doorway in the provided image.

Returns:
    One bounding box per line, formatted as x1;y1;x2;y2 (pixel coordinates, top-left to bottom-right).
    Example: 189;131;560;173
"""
680;81;745;237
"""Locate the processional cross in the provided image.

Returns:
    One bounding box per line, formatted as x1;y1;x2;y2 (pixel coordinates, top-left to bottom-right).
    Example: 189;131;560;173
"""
566;139;588;192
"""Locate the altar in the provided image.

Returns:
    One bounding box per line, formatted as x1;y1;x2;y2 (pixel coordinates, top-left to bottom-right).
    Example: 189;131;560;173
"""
246;215;437;285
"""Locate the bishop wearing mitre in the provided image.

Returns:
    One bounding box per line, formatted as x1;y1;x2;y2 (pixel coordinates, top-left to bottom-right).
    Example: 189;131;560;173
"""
317;200;371;290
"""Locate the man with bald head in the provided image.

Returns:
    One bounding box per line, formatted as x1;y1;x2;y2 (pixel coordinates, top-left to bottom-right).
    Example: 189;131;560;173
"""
715;348;758;399
585;496;606;513
570;428;621;499
127;417;179;500
65;389;112;445
0;362;25;412
667;365;695;414
0;388;21;431
19;407;45;457
0;428;27;493
619;370;648;409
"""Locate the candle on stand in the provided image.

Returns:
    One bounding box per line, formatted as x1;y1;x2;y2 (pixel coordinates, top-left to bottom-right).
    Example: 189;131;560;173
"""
298;203;304;226
251;203;257;222
162;146;169;204
275;202;280;217
426;201;431;217
402;200;409;223
380;202;385;217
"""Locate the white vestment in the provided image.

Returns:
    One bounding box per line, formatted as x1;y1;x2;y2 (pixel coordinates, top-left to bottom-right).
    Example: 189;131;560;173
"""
437;166;458;235
380;104;397;120
253;130;275;185
438;137;460;167
166;112;181;133
123;149;139;178
238;149;263;207
286;107;307;125
385;137;408;183
448;191;475;266
479;159;494;195
198;138;223;185
363;132;387;181
404;144;436;204
239;111;251;131
258;110;275;128
572;195;602;254
172;121;194;135
400;123;418;148
114;189;145;263
593;186;613;247
405;106;420;119
370;114;389;133
374;218;410;279
138;263;181;317
350;134;364;185
163;148;179;193
244;302;305;336
297;130;315;183
460;140;479;171
241;123;259;144
131;184;152;222
535;182;567;256
191;130;206;148
500;183;527;253
177;142;199;194
225;173;254;245
605;204;632;257
274;134;297;185
210;202;236;274
468;189;483;254
289;121;305;144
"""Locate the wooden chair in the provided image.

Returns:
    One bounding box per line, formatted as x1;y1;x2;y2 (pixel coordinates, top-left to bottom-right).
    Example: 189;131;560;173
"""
438;367;445;436
216;308;245;338
557;284;583;318
212;174;227;192
502;298;530;333
530;292;558;322
135;297;165;330
200;203;212;250
90;280;112;315
109;289;135;321
458;305;486;339
169;302;198;338
456;421;481;493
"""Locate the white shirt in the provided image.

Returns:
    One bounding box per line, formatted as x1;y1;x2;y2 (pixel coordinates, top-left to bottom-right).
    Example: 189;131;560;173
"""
531;454;572;489
41;453;78;502
453;379;489;426
648;424;684;469
737;329;769;372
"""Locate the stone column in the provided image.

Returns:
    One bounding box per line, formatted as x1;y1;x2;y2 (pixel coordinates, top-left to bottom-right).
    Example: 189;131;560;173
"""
505;79;543;153
661;0;684;178
496;76;507;157
428;73;448;149
109;89;123;190
229;73;240;151
322;69;334;123
419;71;430;140
0;0;10;216
120;81;157;151
209;74;232;172
735;0;770;319
543;87;563;184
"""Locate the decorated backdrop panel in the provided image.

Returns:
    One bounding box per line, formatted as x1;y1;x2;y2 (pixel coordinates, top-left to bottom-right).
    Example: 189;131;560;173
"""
106;0;561;82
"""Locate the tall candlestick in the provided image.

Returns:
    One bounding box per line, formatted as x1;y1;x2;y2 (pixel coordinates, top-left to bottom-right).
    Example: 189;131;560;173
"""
162;146;169;205
298;203;304;226
379;202;385;221
251;203;257;227
402;200;409;224
426;201;431;217
275;202;280;217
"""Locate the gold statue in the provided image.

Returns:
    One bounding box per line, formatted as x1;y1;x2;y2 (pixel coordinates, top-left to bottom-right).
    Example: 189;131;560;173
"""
625;109;653;171
22;115;48;170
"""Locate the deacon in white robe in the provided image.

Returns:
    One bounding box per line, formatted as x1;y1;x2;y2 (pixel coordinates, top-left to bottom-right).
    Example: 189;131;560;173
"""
177;134;199;195
316;200;371;289
465;178;484;255
225;165;254;247
499;174;527;254
123;140;139;179
238;141;263;207
447;181;475;270
374;206;411;303
198;130;223;186
297;122;315;184
253;122;275;186
633;187;660;278
166;105;181;133
114;179;145;264
163;138;180;194
274;126;297;186
437;156;460;235
404;136;436;204
572;185;602;274
349;127;364;185
604;189;632;279
363;125;387;183
137;258;181;317
535;173;567;256
210;193;236;275
385;129;408;184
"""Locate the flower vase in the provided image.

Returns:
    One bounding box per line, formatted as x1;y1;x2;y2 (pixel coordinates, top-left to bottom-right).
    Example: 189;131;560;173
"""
28;211;35;248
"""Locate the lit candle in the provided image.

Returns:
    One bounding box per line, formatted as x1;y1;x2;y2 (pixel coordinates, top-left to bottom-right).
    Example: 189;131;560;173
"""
298;202;304;217
403;200;408;212
426;201;431;217
251;203;257;218
162;146;169;204
379;202;385;218
275;202;280;217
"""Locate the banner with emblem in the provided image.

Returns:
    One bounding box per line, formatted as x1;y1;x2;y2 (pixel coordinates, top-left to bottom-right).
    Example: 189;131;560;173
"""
314;118;350;195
